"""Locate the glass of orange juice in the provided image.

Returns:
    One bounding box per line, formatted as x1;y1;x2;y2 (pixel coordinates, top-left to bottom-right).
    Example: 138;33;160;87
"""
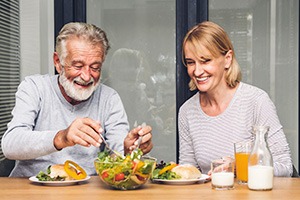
234;140;252;184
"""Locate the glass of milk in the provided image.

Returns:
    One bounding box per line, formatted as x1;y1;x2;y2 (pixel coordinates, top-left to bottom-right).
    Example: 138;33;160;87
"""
211;158;235;190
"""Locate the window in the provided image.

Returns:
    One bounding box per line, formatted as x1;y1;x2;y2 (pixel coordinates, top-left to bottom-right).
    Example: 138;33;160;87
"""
87;0;177;162
209;0;299;170
0;0;20;160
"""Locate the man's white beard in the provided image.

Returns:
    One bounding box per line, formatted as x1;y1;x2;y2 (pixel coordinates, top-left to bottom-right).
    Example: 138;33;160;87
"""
59;70;100;101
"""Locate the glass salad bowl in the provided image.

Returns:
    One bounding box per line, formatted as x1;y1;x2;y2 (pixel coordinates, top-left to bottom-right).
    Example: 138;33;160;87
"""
94;150;157;190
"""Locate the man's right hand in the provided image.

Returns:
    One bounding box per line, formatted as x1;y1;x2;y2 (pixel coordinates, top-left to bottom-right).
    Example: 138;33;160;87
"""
53;117;102;150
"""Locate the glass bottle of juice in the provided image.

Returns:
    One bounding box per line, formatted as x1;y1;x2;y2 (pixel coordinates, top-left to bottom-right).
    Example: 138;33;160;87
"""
248;125;273;191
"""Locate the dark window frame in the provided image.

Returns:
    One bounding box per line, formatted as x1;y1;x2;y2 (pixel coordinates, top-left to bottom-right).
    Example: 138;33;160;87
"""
54;0;86;39
54;0;86;74
175;0;208;162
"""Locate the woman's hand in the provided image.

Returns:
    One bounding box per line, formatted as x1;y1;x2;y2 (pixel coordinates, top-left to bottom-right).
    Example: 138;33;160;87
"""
208;156;235;176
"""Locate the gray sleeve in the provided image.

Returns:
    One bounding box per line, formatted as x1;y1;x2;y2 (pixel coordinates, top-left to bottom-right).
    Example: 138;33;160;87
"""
254;92;293;177
1;77;58;160
178;107;199;168
102;91;129;154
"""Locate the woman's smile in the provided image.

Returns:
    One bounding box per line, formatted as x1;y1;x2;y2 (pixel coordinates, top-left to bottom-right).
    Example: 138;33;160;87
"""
195;76;210;83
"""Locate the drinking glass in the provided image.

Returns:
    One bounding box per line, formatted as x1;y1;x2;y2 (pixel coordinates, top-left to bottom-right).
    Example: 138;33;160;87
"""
234;140;252;184
211;158;235;190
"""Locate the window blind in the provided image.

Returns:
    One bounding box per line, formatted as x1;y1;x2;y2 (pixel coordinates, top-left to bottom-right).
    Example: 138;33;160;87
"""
0;0;20;161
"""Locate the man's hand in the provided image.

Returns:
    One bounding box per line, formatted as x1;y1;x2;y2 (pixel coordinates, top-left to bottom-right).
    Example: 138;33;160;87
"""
124;125;153;155
53;117;102;150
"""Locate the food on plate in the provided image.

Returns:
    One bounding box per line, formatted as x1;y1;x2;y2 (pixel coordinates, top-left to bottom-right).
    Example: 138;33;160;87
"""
171;164;202;179
94;149;156;190
152;161;180;180
48;164;73;180
36;160;87;181
152;161;201;180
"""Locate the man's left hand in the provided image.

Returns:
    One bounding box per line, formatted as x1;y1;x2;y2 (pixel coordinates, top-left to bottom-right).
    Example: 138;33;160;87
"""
124;125;153;155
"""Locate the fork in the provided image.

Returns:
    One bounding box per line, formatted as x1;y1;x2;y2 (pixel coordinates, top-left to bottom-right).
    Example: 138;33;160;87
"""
131;122;146;158
133;122;146;151
99;134;124;158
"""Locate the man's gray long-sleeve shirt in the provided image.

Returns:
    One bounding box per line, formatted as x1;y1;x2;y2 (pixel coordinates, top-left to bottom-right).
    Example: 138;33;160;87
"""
1;74;129;177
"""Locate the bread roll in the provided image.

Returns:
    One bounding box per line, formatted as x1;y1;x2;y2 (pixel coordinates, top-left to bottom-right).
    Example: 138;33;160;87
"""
49;164;74;180
171;164;202;179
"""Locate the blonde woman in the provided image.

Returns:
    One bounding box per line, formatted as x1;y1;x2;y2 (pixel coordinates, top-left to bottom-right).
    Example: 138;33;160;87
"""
178;21;292;177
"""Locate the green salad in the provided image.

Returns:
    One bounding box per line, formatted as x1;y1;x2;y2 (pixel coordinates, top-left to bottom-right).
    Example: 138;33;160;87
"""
152;161;181;180
94;149;156;190
36;166;65;181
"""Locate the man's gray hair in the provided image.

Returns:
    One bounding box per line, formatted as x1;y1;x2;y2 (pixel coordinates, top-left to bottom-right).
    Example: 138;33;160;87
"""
55;22;110;64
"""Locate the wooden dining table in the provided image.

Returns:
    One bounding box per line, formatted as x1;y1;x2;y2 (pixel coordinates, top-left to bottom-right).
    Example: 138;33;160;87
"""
1;176;299;200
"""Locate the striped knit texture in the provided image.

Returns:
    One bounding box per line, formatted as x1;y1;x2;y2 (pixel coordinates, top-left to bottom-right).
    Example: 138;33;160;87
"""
178;82;293;177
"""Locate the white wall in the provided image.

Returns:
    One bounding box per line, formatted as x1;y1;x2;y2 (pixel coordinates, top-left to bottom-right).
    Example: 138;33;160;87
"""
20;0;54;81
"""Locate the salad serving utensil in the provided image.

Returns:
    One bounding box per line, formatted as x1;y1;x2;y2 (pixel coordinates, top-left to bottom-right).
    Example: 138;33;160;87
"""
133;122;146;151
99;122;145;159
136;136;143;149
99;134;124;158
131;122;146;159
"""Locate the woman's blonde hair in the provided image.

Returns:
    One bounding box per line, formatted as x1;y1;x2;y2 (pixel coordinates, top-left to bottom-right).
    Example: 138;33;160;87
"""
182;21;241;91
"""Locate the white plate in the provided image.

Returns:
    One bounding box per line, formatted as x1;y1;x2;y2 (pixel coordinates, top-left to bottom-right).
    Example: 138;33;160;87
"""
29;176;91;186
151;174;210;185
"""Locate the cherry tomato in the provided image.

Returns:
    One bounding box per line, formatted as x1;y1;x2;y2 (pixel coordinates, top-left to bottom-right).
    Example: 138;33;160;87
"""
101;171;109;179
115;173;125;181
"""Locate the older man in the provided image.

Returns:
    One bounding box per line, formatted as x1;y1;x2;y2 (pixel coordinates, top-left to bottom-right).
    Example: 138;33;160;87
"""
1;22;153;177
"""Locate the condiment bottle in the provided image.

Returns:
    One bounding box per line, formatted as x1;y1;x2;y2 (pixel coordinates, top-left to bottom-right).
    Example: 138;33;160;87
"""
248;125;273;191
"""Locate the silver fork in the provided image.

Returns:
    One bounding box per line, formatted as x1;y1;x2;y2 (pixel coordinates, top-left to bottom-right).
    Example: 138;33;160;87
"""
99;134;124;158
131;136;143;160
131;122;146;158
136;136;143;149
133;122;146;151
